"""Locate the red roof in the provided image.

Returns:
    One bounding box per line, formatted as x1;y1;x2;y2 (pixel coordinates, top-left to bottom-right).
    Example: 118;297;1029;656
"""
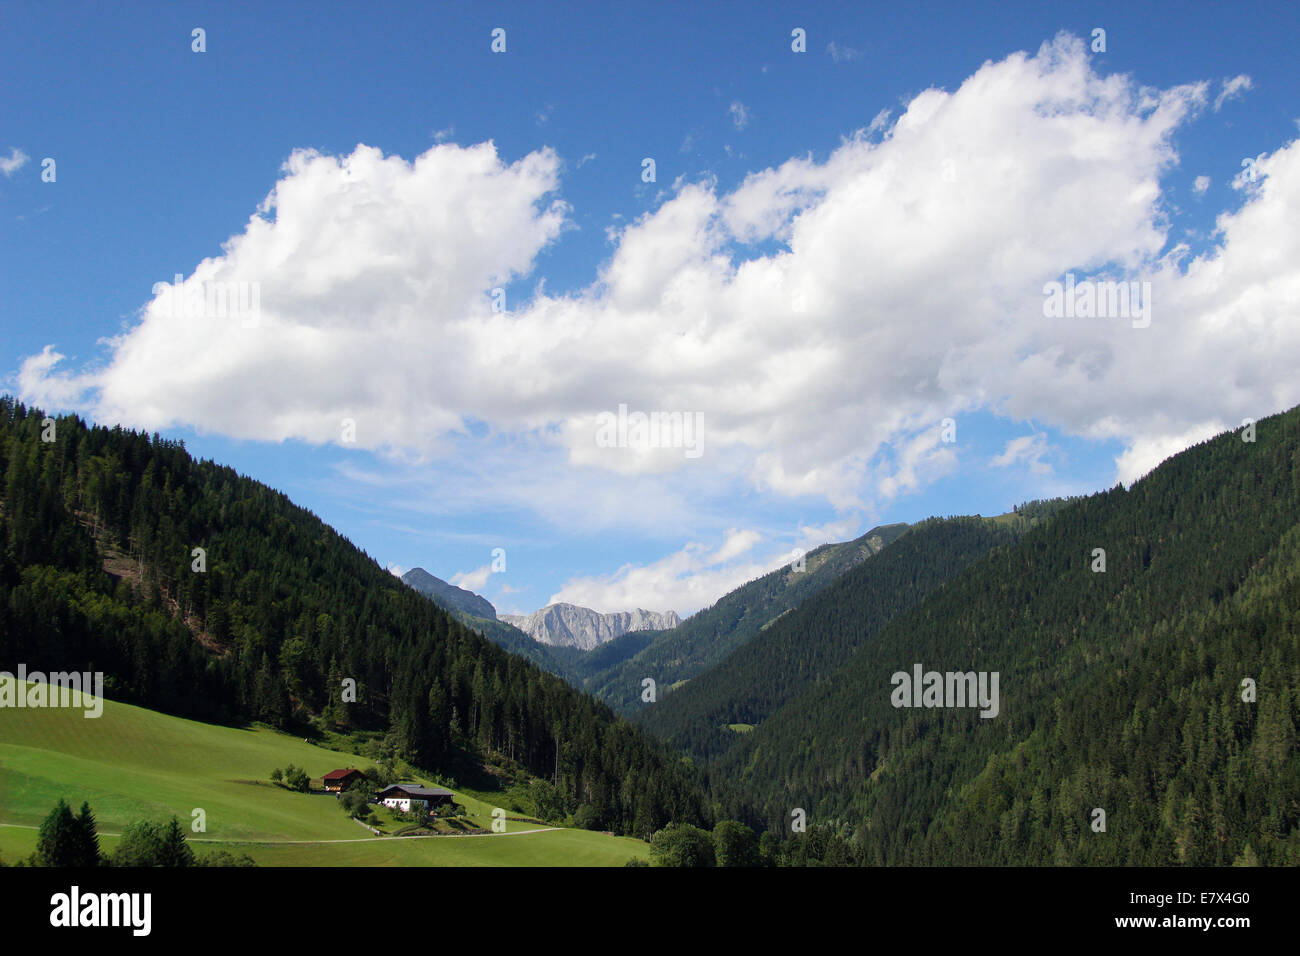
323;769;362;781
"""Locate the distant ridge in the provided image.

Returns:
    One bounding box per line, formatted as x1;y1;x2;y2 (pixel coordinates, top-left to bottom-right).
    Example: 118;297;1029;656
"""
401;567;497;620
581;522;912;712
502;603;681;650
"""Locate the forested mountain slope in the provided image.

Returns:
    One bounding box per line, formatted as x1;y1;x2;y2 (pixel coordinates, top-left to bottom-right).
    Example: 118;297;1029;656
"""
715;408;1300;865
0;398;709;838
582;523;911;713
636;518;1020;763
400;568;580;683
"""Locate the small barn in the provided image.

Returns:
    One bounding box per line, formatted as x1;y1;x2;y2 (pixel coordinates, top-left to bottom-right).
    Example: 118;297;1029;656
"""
376;784;454;813
323;768;365;792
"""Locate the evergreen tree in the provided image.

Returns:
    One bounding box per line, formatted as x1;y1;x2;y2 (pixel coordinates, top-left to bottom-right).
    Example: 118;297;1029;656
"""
35;799;80;867
159;816;195;867
73;802;101;867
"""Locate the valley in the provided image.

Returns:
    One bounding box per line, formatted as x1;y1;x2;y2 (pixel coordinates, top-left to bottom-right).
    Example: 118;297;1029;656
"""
2;397;1298;867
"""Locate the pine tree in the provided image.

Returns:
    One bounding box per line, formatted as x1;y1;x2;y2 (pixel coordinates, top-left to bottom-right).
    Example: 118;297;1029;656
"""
73;802;101;867
35;799;79;867
160;816;195;867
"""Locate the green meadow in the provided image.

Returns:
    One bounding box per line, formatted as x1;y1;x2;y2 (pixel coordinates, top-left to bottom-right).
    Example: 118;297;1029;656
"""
0;687;649;866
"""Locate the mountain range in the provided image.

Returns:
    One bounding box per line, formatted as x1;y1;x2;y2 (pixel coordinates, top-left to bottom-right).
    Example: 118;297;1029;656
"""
6;391;1297;865
501;603;681;650
399;524;919;716
400;568;679;652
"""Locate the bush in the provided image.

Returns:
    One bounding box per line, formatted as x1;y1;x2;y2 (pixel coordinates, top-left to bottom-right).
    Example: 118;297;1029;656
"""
530;780;566;823
713;820;760;867
196;850;256;867
373;757;398;787
574;803;606;831
282;764;310;793
649;823;715;867
110;816;195;867
340;789;369;816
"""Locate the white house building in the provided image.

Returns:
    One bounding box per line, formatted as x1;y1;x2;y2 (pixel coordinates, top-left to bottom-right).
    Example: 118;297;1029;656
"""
375;784;454;813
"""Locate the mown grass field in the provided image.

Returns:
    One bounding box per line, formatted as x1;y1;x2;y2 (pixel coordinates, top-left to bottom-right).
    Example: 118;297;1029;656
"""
0;686;649;866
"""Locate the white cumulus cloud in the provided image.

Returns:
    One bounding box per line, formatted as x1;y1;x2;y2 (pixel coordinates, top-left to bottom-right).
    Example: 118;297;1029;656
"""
549;528;789;616
18;33;1300;525
992;433;1054;476
451;564;493;593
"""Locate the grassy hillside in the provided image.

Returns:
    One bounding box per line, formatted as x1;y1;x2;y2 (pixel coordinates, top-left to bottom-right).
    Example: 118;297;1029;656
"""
0;685;648;866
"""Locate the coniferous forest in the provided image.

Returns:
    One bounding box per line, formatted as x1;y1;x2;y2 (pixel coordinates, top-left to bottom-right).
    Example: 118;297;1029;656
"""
647;408;1300;864
0;397;709;839
4;394;1300;866
635;517;1023;764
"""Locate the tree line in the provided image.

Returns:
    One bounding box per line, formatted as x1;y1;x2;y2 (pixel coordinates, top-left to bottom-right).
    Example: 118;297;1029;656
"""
6;798;253;868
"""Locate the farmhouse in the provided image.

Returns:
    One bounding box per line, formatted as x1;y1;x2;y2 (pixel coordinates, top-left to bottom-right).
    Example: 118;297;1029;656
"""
322;768;365;792
376;784;454;813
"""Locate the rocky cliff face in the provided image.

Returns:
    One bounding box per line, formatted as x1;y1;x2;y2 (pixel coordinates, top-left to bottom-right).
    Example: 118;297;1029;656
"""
501;603;681;650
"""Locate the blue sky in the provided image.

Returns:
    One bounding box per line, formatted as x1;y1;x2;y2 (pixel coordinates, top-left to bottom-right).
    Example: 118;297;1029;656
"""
3;1;1298;617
